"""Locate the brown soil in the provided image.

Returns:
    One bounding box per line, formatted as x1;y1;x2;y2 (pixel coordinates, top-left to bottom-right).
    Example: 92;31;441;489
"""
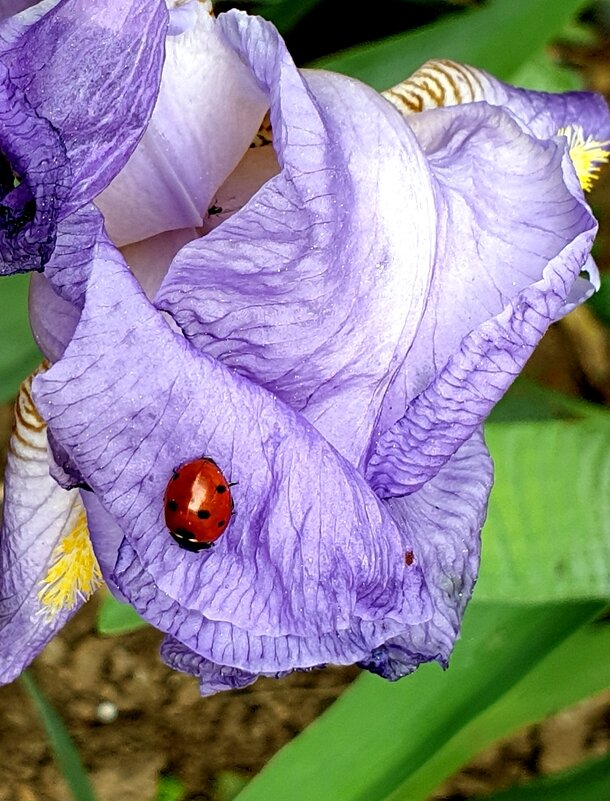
0;595;608;801
0;598;358;801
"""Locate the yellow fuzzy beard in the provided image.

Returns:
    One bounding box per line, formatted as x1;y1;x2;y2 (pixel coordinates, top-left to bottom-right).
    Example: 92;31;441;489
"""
558;124;610;193
37;510;102;620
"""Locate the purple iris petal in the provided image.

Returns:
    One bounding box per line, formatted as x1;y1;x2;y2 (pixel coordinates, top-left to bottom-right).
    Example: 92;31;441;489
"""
34;254;432;672
160;636;270;695
362;428;492;678
4;6;608;693
95;2;268;247
0;371;85;684
79;493;128;603
0;0;50;37
156;12;436;468
388;60;610;141
468;65;610;140
0;0;167;275
365;100;600;498
29;273;79;362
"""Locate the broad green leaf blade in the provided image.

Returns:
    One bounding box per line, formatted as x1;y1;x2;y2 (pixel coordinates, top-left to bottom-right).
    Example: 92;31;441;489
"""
510;49;583;92
477;751;610;801
477;419;610;602
251;0;322;33
0;273;41;403
487;376;608;423
386;614;610;801
21;672;97;801
312;0;589;89
233;601;603;801
97;594;148;635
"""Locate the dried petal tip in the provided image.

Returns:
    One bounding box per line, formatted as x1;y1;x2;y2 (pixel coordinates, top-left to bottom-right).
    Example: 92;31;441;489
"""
558;124;610;192
37;510;101;621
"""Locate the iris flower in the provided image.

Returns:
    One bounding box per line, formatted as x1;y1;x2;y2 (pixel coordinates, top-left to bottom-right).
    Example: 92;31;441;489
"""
1;0;608;694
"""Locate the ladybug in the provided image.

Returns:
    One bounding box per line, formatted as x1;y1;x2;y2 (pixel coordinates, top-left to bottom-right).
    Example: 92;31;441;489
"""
164;457;234;552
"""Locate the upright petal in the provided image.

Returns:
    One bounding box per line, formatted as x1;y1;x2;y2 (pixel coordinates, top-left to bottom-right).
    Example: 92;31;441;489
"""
383;59;610;141
156;10;437;467
96;3;268;247
0;0;167;274
0;0;53;40
367;101;598;497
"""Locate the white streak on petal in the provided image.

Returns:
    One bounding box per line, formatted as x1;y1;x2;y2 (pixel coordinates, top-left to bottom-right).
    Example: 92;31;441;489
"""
96;3;268;246
0;365;90;683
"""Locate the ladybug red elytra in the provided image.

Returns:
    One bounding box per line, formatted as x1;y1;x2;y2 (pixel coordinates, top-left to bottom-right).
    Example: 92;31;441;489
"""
164;457;234;552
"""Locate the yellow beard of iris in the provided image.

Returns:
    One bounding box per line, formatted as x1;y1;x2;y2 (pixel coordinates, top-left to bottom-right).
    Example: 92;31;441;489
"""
37;510;102;620
558;124;610;193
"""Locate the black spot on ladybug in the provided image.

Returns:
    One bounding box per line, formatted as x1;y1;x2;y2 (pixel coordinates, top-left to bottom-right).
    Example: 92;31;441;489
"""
197;509;211;519
404;550;415;566
171;471;180;481
218;520;225;527
167;500;178;512
216;485;227;494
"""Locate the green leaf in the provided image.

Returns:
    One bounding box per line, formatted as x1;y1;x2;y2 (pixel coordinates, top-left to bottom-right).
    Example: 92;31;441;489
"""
250;0;322;33
96;594;148;635
233;600;606;801
477;750;610;801
510;49;583;92
387;612;610;801
487;376;608;423
21;671;97;801
477;418;610;603
311;0;589;89
154;775;187;801
0;273;41;403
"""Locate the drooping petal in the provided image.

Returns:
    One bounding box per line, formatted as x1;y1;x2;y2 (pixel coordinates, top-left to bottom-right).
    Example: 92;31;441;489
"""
79;493;128;603
561;255;600;315
29;273;79;363
28;208;192;361
0;0;168;275
95;2;268;247
160;636;262;695
156;10;437;467
0;367;99;684
0;0;53;40
361;428;492;678
0;1;36;24
41;203;109;305
33;252;432;673
366;101;598;497
383;59;610;141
